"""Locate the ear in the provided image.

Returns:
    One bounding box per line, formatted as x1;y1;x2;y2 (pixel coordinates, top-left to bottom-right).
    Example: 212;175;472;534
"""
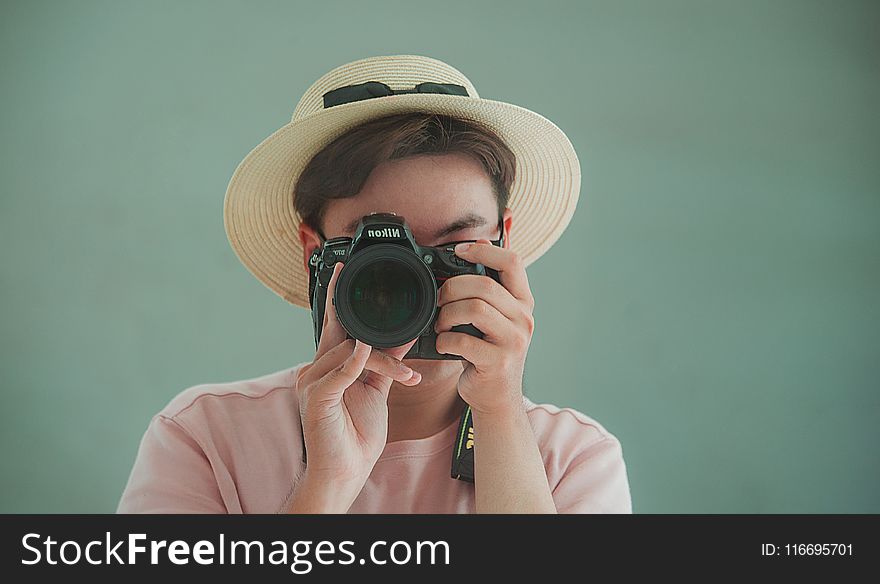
501;207;513;249
298;221;323;276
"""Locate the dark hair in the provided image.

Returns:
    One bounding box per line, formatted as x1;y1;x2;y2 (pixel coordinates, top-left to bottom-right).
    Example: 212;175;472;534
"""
293;112;516;234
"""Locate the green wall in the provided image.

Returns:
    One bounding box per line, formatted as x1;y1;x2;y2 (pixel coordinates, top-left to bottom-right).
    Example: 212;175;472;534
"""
1;0;877;513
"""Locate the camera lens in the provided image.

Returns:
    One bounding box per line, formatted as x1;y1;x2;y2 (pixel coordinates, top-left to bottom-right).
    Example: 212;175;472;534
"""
348;262;421;330
335;244;437;348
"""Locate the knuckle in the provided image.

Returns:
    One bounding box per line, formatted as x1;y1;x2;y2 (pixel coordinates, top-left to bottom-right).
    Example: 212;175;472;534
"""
379;349;401;366
524;313;535;336
331;364;351;382
390;357;410;374
436;332;451;351
474;299;491;316
322;367;340;384
462;299;477;315
510;251;524;269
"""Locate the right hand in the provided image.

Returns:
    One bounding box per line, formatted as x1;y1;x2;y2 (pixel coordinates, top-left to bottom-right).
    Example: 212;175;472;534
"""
294;261;422;493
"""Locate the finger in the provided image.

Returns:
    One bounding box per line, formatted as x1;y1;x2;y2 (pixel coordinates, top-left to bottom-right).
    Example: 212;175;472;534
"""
358;337;422;393
358;365;421;405
309;337;372;405
437;273;523;322
301;338;358;391
380;336;419;361
435;330;496;368
316;261;349;359
360;342;422;386
433;298;511;344
304;338;421;399
453;240;535;309
311;308;420;388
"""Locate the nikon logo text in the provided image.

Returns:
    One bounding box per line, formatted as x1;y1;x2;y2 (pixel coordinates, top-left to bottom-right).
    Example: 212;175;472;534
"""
367;227;401;238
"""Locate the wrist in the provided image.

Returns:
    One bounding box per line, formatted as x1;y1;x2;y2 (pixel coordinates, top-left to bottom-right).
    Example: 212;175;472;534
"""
470;396;528;427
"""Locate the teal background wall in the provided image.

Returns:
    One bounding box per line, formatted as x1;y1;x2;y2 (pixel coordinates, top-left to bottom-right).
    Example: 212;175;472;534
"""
1;0;877;513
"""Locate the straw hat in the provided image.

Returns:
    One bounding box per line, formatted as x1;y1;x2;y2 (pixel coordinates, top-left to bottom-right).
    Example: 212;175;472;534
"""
223;54;581;309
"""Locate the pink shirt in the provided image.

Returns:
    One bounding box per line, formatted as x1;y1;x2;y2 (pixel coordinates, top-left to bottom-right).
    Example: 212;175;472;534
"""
116;363;633;514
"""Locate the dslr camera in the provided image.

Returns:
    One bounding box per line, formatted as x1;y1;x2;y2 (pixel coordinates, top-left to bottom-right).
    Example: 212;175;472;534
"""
308;212;503;360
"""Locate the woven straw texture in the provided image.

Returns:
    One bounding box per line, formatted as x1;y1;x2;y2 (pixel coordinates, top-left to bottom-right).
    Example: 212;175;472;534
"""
223;54;581;308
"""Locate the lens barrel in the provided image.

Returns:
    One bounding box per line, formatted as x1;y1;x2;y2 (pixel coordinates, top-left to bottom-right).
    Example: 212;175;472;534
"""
334;244;437;348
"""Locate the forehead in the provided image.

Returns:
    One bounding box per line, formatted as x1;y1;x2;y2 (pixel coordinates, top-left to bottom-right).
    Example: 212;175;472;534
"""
323;153;498;241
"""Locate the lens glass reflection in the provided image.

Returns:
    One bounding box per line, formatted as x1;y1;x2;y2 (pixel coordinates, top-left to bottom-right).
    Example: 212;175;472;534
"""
348;260;422;331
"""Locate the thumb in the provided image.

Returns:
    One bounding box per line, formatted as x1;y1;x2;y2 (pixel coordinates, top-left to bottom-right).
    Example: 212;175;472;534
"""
320;338;372;404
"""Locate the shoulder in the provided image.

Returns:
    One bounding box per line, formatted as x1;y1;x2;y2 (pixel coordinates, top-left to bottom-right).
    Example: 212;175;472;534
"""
523;396;625;471
155;362;311;429
523;397;632;513
120;364;311;514
524;396;618;446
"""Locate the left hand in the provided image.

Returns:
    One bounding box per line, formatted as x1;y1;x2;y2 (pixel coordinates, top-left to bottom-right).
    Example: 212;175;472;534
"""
434;238;536;417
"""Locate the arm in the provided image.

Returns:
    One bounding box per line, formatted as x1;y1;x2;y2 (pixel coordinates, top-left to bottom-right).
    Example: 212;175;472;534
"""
435;238;555;513
472;402;557;513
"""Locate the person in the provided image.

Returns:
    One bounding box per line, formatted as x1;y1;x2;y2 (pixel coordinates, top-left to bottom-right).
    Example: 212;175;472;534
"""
116;54;632;514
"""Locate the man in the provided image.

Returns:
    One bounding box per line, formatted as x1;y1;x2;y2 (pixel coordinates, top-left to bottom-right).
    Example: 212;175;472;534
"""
116;54;632;514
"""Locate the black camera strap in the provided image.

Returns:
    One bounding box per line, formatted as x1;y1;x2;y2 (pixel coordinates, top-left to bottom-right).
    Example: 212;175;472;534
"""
450;403;475;483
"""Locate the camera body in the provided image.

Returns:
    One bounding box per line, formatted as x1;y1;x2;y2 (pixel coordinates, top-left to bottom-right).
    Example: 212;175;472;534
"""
308;212;502;360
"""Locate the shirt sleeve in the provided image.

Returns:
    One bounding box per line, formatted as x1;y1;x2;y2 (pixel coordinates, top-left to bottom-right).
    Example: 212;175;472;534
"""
116;414;228;513
551;435;633;514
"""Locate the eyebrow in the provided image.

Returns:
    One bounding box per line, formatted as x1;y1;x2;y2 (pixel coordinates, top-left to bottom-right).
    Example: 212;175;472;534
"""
343;212;490;241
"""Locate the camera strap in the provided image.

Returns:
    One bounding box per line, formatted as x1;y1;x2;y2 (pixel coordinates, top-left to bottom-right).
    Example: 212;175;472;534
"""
450;404;475;483
300;403;476;483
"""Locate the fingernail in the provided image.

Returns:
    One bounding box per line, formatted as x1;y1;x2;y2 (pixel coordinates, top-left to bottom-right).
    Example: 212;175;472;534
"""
454;243;471;254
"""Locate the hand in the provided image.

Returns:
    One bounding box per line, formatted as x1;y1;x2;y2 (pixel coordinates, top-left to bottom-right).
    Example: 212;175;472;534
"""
433;239;536;417
295;261;421;492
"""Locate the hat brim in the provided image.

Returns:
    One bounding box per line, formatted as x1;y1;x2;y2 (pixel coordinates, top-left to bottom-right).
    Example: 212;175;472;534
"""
223;93;581;309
